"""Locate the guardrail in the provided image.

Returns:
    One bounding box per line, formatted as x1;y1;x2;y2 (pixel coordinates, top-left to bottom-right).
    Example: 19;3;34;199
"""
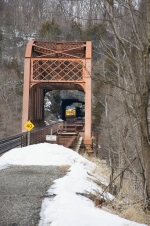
21;121;63;146
0;122;63;155
0;134;23;154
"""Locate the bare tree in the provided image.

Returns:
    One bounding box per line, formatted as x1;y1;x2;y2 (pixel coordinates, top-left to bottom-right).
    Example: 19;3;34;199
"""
0;68;22;137
92;0;150;202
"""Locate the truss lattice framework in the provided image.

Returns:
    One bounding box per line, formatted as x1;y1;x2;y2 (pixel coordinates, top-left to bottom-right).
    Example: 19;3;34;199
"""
32;41;86;58
22;41;92;147
32;59;83;81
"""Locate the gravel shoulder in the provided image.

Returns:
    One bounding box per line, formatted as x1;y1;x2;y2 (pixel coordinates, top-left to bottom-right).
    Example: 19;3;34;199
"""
0;165;66;226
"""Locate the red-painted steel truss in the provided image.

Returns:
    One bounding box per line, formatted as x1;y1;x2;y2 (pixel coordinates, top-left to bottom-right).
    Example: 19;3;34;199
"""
22;41;92;146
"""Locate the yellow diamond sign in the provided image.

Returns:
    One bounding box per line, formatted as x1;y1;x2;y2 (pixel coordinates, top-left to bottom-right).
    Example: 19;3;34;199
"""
24;120;34;131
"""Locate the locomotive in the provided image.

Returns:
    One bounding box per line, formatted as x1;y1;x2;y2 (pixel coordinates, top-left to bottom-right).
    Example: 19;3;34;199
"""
65;105;76;118
65;105;85;120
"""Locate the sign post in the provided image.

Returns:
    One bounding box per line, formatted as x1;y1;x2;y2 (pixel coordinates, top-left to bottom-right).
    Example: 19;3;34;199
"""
24;121;34;146
46;129;57;142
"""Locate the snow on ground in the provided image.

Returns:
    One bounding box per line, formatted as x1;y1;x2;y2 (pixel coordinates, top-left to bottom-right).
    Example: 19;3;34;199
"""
0;143;147;226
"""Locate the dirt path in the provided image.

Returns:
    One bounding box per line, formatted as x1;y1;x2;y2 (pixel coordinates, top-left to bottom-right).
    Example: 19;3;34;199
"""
0;165;66;226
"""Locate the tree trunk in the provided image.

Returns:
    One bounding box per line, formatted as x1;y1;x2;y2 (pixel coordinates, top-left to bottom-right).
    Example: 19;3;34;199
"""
139;55;150;199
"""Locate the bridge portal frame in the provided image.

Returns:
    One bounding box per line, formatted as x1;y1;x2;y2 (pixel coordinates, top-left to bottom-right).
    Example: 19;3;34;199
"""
22;40;92;148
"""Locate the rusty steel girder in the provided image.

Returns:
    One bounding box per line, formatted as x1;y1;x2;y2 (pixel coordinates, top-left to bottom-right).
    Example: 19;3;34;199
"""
22;41;92;147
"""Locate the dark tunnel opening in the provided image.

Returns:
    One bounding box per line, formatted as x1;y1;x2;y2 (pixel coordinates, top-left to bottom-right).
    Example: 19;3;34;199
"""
61;99;85;120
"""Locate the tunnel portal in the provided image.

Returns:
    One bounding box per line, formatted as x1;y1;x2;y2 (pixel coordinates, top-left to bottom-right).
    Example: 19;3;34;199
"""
61;99;85;120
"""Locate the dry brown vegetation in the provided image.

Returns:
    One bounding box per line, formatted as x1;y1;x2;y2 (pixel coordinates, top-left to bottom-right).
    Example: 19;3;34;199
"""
57;165;70;173
83;154;150;225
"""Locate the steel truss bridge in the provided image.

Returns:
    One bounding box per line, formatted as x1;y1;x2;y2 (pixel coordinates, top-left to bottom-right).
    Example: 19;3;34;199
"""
20;41;92;152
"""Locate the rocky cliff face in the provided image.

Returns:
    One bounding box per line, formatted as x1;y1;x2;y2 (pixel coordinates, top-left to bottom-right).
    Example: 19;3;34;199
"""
44;90;85;124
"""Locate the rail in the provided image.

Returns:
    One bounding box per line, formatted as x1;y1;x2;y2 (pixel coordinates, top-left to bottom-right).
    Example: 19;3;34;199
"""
0;122;63;155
